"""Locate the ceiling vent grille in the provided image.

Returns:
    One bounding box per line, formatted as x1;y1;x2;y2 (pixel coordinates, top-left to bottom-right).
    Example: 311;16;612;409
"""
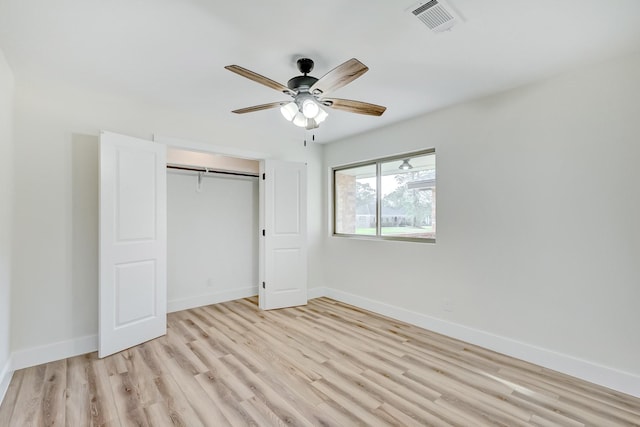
410;0;460;32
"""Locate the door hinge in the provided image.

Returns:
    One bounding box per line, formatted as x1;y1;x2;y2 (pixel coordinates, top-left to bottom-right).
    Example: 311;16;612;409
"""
262;229;265;236
262;173;265;180
262;282;265;289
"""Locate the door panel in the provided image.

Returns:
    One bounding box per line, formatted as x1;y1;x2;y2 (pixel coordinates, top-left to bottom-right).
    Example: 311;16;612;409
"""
273;168;301;233
99;131;167;358
114;260;156;326
116;149;158;240
260;160;307;310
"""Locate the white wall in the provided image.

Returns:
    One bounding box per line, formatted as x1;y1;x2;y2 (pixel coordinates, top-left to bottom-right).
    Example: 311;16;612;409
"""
9;80;324;368
323;51;640;394
0;49;14;401
167;171;258;311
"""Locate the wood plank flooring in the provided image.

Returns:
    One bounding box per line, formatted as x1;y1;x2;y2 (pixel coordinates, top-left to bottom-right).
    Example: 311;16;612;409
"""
1;297;639;426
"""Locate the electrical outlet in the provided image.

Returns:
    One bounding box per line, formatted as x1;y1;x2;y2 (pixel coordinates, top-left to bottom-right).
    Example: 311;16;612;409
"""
443;298;453;312
206;278;214;288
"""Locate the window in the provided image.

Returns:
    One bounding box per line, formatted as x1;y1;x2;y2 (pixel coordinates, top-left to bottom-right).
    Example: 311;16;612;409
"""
333;149;436;242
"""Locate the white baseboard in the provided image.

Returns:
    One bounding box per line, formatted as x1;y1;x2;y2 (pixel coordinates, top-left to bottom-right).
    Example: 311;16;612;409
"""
0;356;13;406
11;334;98;372
317;287;640;398
168;286;258;313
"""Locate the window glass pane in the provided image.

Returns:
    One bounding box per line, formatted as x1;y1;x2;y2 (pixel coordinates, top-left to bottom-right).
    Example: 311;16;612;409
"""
380;153;435;239
334;164;377;235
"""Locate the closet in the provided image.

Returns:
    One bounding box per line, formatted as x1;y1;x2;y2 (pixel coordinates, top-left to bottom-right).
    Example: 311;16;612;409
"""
98;131;307;357
165;147;260;313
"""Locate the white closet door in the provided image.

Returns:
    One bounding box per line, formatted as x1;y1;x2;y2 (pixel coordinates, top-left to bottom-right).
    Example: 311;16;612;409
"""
99;131;167;358
259;159;307;310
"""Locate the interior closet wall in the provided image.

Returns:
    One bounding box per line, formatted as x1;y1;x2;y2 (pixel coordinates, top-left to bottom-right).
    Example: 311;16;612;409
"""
167;170;259;312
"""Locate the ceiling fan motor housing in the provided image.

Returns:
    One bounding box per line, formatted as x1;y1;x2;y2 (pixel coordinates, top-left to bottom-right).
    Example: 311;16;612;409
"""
287;75;318;92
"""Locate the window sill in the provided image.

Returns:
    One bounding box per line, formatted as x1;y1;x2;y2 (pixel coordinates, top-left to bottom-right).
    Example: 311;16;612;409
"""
332;233;436;244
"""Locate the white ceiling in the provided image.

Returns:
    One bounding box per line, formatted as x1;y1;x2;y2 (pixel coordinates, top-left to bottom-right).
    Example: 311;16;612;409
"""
1;0;640;144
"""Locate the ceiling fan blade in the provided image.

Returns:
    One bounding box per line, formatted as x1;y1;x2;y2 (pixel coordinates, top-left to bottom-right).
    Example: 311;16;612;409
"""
309;58;369;96
322;98;386;116
232;101;288;114
225;65;293;95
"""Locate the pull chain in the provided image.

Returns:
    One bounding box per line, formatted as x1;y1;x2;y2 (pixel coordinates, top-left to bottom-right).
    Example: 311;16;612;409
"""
303;131;316;147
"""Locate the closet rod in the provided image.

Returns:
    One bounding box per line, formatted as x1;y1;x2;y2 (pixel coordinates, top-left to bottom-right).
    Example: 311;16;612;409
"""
166;164;259;178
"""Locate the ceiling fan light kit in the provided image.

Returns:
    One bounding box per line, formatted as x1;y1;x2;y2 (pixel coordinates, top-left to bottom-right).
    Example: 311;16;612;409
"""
280;95;328;129
280;102;325;129
225;57;386;131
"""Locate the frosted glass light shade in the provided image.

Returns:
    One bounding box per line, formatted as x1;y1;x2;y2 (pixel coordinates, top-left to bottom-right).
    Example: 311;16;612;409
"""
315;107;328;123
280;102;298;121
302;99;320;119
292;111;307;127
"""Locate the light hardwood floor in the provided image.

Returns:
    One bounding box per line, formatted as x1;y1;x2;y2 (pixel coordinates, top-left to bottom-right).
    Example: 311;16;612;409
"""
1;297;639;426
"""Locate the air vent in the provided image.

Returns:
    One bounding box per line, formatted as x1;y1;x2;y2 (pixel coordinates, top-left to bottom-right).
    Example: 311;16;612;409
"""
409;0;461;33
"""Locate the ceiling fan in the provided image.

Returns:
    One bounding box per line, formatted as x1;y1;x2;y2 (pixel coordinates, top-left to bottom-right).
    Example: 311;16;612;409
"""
224;58;386;130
